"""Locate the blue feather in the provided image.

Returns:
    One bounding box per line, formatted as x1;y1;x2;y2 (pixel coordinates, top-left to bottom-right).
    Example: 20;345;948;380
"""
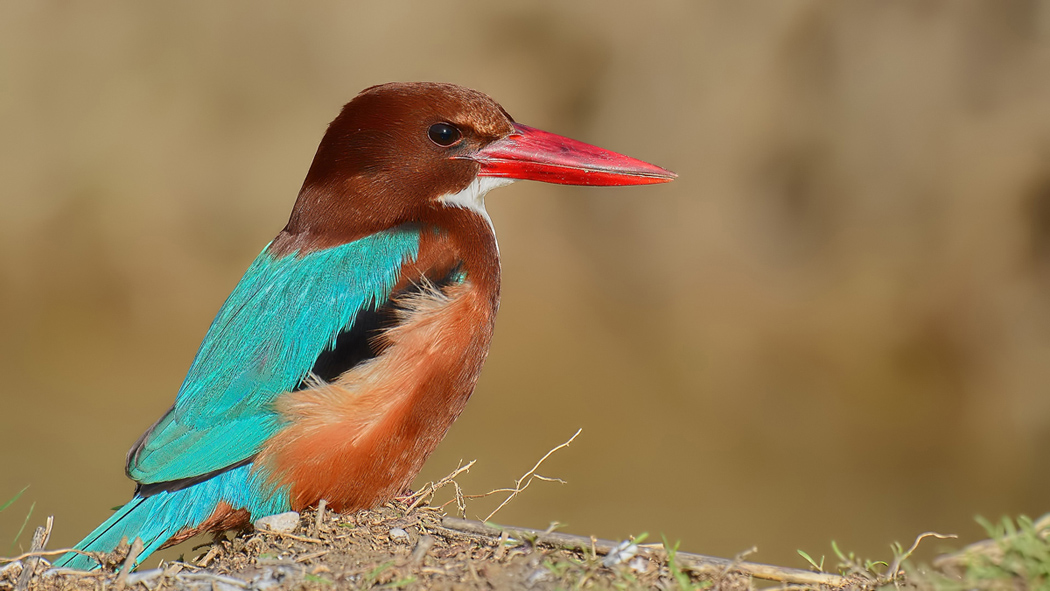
55;227;422;569
128;227;420;484
54;464;289;570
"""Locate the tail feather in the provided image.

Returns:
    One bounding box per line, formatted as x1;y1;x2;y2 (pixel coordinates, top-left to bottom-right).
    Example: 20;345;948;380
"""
52;497;173;570
54;464;288;570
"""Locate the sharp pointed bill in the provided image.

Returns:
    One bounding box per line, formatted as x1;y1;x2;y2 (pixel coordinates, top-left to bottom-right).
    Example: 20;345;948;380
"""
57;81;675;570
469;123;677;186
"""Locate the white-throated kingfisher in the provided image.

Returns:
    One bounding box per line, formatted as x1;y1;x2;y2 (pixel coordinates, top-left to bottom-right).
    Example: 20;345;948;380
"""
56;82;675;569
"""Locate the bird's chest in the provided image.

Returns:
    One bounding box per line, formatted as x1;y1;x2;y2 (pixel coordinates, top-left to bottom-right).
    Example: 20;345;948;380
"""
258;280;496;511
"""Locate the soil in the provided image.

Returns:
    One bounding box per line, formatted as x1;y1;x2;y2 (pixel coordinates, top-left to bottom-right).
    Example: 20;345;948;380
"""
1;498;849;591
0;501;1034;591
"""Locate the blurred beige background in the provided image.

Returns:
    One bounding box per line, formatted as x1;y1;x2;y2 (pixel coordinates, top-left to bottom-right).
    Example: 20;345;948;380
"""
2;0;1050;568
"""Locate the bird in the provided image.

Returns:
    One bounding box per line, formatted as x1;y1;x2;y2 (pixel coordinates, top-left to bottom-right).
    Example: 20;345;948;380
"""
55;82;675;570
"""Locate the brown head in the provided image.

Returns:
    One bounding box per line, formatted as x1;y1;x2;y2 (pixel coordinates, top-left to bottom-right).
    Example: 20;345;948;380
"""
272;81;675;255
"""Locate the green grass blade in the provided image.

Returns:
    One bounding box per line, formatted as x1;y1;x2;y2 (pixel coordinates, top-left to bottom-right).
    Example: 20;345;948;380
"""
11;500;35;551
0;486;29;513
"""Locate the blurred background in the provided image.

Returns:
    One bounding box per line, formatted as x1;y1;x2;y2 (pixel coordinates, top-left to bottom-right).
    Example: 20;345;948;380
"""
2;0;1050;569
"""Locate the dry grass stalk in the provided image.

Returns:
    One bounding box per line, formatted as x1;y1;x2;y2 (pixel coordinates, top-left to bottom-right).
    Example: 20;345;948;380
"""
14;515;52;591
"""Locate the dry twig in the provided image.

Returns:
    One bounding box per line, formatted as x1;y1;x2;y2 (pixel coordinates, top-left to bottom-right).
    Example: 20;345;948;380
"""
14;516;52;591
294;550;330;563
403;459;476;513
439;516;850;587
482;429;579;522
889;531;956;579
315;499;328;535
409;535;435;566
114;537;143;591
0;548;95;564
195;544;222;568
434;429;578;523
255;529;326;544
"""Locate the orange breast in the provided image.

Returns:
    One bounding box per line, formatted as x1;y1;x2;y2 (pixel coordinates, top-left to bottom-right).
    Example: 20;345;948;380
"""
255;280;495;512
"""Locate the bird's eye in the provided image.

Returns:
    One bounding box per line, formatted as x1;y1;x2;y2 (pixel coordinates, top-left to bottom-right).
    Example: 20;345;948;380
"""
428;122;462;147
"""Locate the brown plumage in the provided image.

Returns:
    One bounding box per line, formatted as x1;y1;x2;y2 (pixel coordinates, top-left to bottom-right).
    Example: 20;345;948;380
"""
57;82;673;569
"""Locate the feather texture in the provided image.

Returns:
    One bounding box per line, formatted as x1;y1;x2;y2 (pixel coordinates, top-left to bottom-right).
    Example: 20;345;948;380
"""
57;227;422;569
127;226;421;486
53;81;672;572
54;464;287;570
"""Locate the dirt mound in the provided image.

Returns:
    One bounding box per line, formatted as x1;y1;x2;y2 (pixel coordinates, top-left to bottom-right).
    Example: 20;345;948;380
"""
4;500;849;590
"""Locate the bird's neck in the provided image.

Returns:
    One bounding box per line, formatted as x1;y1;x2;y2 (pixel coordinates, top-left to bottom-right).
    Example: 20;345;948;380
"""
268;187;501;312
412;207;501;312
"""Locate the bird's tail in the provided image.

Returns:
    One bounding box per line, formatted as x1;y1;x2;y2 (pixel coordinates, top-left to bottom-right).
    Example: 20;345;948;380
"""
52;495;177;571
53;464;288;570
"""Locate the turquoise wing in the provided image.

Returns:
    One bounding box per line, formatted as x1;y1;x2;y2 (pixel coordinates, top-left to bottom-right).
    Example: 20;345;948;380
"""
126;227;420;484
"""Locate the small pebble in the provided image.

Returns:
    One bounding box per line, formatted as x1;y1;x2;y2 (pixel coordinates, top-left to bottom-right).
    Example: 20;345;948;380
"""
628;556;650;573
602;540;639;567
526;568;549;584
254;511;300;533
389;528;410;543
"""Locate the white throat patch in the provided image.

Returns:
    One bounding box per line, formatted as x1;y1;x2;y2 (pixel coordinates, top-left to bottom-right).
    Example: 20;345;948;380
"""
437;176;516;232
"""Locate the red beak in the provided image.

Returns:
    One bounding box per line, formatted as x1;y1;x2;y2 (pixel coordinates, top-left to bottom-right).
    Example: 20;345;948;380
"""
469;123;676;186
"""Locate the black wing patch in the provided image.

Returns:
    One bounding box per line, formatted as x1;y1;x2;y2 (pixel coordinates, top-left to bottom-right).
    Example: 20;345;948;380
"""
129;262;464;496
300;261;465;388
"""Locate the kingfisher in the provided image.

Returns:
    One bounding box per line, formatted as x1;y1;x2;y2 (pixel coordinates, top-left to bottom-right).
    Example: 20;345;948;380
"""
55;82;674;570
